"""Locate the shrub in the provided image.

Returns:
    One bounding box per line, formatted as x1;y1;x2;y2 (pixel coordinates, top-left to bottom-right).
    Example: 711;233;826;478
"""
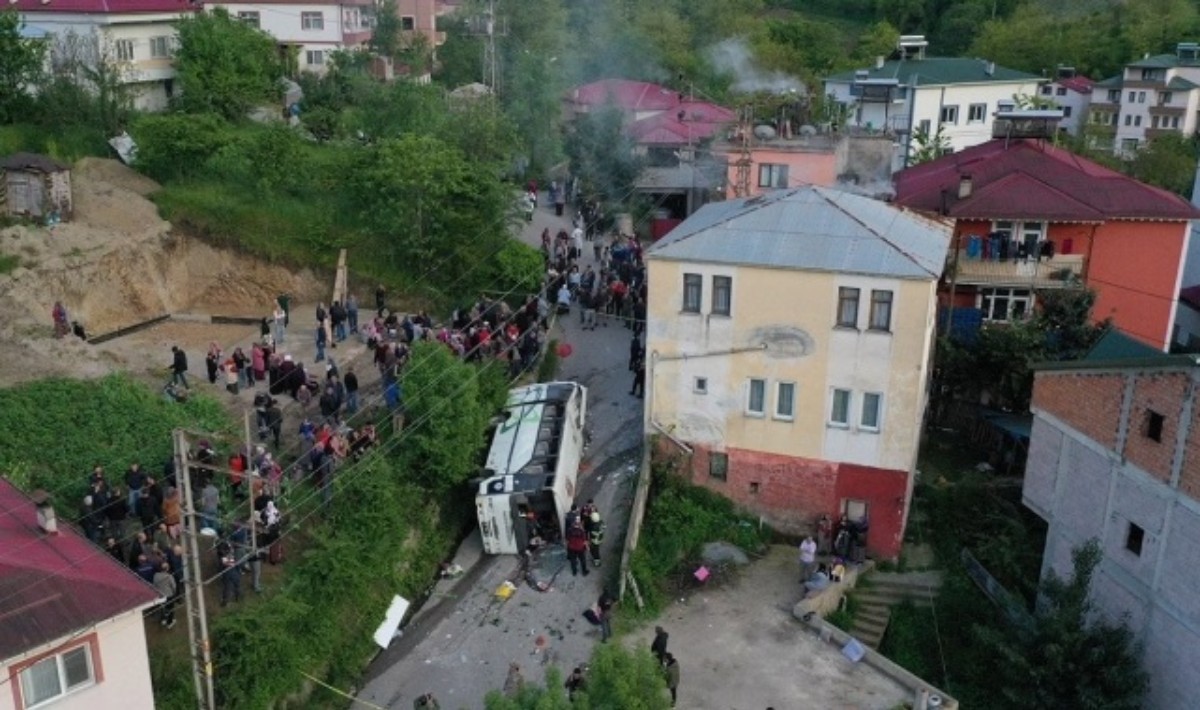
0;375;231;503
131;113;233;182
537;339;560;382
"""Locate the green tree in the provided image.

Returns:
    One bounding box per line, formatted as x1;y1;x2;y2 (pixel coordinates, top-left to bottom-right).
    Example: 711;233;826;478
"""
565;104;645;206
909;123;951;165
0;10;46;122
485;644;671;709
174;8;282;119
398;341;498;491
130;113;231;182
370;0;402;58
1123;0;1200;56
977;539;1149;709
1129;132;1200;196
352;133;510;287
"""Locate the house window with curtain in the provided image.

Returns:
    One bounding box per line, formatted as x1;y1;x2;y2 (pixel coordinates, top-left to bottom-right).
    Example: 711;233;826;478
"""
747;378;766;416
712;276;732;316
302;11;325;30
775;382;795;420
869;290;893;331
19;644;95;707
861;392;882;430
979;287;1032;322
682;273;702;313
837;287;860;328
830;388;851;426
758;164;788;188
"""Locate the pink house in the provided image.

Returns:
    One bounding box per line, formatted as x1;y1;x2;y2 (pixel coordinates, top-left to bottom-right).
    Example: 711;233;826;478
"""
0;481;160;710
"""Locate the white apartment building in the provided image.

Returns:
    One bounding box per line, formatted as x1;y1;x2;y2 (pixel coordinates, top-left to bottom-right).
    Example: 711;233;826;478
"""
1088;43;1200;156
823;36;1042;167
15;0;200;111
208;0;375;75
1036;67;1093;136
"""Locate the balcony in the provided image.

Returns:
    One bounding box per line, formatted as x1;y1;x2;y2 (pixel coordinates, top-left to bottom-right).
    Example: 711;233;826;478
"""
1149;105;1185;117
950;251;1085;288
1122;79;1165;89
342;27;373;45
1145;127;1184;140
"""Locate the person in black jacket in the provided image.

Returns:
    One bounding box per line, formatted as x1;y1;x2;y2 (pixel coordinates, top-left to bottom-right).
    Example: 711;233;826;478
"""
169;346;189;389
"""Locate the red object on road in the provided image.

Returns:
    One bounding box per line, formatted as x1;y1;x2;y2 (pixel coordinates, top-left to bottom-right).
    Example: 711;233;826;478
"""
557;343;573;358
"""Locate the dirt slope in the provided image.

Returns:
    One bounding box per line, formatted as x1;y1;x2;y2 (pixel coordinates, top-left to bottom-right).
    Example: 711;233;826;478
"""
0;158;323;385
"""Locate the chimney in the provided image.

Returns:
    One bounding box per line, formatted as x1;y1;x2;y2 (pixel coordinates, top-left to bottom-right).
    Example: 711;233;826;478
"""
31;490;58;535
875;55;885;70
958;174;973;199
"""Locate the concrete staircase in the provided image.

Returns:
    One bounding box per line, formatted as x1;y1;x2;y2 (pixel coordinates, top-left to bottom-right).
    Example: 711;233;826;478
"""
849;571;943;649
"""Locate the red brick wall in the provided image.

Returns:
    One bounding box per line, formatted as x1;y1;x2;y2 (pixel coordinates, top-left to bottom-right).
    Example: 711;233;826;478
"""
1125;372;1190;484
664;442;908;559
1181;400;1200;499
1032;372;1124;451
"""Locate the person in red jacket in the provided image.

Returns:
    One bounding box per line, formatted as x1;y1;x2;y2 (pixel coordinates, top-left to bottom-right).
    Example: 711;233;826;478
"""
565;520;590;577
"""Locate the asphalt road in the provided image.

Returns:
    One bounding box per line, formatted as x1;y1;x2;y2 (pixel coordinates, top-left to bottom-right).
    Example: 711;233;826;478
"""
354;204;645;709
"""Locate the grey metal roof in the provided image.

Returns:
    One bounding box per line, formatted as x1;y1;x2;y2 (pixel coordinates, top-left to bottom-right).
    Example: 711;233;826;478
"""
647;186;950;280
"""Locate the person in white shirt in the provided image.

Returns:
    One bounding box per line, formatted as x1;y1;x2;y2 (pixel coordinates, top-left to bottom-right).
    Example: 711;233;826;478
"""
798;536;817;583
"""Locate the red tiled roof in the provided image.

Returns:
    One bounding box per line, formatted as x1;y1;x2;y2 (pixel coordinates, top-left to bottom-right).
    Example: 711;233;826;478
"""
11;0;197;13
0;480;159;660
569;79;681;112
626;101;736;145
1057;76;1094;94
894;139;1200;222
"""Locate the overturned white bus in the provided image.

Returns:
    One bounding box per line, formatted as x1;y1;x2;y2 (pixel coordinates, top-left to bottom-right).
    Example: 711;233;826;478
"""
474;381;588;554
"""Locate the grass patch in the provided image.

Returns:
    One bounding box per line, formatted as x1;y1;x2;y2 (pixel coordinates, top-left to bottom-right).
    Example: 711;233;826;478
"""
0;253;20;274
627;459;771;619
0;123;111;164
0;374;233;502
824;593;860;631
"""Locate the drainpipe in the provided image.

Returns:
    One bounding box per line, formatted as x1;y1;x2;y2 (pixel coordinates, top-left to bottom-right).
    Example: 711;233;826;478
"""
646;343;770;449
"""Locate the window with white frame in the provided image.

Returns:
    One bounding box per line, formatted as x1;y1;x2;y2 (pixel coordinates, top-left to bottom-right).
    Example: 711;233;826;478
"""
837;287;860;328
1159;91;1173;105
939;105;959;125
869;290;893;331
1055;86;1067;96
237;11;260;28
682;273;702;313
747;378;766;416
1107;89;1120;103
861;392;882;430
306;50;325;66
18;644;95;707
830;388;851;426
302;11;325;30
149;36;171;58
115;39;134;61
1063;106;1072;117
917;118;931;135
712;275;732;316
979;287;1032;322
757;163;789;188
775;382;795;420
967;103;986;123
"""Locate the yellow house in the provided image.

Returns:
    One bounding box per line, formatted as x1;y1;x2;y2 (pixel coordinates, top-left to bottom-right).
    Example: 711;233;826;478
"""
644;186;949;557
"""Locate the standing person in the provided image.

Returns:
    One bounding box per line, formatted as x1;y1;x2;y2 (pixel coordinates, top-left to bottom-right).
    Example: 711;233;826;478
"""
315;324;327;362
218;543;242;606
205;342;221;384
799;535;818;584
664;654;680;706
596;590;614;642
586;510;605;567
346;293;359;334
564;666;587;701
169;346;189;389
153;561;177;628
651;626;670;665
125;462;145;513
266;399;284;449
375;284;387;314
555;184;566;216
344;369;359;415
273;303;287;345
277;293;291;327
331;300;347;342
629;334;643;372
630;352;645;398
52;301;70;338
565;520;590;577
200;479;220;532
817;514;833;556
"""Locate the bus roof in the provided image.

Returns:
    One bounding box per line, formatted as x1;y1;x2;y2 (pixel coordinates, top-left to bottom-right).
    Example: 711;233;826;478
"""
482;382;581;477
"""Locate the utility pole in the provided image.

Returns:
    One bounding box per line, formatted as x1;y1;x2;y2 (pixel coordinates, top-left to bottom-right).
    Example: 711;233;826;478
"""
175;429;216;710
244;411;258;588
468;0;505;93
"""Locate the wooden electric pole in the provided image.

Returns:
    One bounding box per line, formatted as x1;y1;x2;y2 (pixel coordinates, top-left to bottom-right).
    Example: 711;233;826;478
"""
175;429;216;710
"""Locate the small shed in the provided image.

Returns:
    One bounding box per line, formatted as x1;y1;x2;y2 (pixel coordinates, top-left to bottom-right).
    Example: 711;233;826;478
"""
0;153;73;221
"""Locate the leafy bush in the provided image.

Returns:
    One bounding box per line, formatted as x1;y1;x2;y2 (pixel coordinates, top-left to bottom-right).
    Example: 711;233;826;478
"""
0;375;231;503
629;461;770;616
485;644;670;709
131;113;233;183
0;123;109;163
537;339;560;382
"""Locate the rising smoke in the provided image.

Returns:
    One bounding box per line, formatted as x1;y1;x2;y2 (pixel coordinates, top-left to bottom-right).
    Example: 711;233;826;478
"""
706;38;807;95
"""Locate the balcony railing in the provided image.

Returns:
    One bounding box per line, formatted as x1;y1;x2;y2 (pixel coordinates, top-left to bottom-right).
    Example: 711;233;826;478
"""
950;250;1085;288
1149;105;1185;116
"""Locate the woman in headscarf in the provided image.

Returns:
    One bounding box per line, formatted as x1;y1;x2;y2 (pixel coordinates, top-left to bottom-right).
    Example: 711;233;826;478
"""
205;342;222;384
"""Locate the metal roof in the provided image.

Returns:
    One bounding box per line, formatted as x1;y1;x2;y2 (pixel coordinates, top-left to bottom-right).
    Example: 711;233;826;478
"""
0;480;160;660
825;57;1039;87
647;186;950;280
